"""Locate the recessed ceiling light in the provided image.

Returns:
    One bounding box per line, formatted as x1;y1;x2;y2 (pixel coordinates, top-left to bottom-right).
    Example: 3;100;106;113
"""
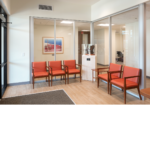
61;21;73;24
97;24;114;26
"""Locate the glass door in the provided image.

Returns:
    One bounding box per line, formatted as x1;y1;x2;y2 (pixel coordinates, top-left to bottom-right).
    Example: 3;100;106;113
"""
0;11;7;99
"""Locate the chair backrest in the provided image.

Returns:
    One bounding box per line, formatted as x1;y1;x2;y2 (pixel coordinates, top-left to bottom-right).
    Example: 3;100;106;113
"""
32;62;46;72
48;61;62;71
64;60;76;69
109;63;122;77
123;66;141;83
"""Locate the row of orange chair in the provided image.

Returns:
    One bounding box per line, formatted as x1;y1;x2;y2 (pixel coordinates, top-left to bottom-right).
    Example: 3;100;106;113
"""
32;60;82;89
97;63;142;104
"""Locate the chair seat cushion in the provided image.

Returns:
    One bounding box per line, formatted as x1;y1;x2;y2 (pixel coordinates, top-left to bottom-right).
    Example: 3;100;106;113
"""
111;78;138;88
50;70;65;75
33;72;49;77
68;69;80;74
98;74;119;81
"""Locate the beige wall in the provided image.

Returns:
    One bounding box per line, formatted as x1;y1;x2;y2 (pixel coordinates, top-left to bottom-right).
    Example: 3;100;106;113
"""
34;24;78;64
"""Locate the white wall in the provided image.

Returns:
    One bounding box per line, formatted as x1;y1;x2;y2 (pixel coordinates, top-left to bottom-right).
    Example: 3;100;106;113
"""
8;0;90;84
91;0;149;20
34;24;78;63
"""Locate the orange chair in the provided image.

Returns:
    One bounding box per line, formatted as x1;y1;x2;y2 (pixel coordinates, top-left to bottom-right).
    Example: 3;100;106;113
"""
97;63;122;94
63;60;81;84
109;66;142;104
32;61;50;89
48;61;66;86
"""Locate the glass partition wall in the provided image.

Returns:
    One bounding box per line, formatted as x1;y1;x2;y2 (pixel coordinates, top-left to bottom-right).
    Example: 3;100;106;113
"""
34;19;54;82
0;6;7;99
111;8;139;96
146;2;150;89
94;18;109;67
75;22;91;65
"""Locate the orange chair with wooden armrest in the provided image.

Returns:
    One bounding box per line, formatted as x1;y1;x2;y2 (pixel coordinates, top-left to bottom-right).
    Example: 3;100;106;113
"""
63;60;81;84
109;66;142;104
97;63;122;94
32;61;50;89
48;61;67;86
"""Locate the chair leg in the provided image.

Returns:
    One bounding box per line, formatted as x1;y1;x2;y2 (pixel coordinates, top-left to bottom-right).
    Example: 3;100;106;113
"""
110;84;112;95
75;74;76;79
124;89;126;104
51;76;53;86
97;78;99;88
80;73;81;82
48;76;50;87
108;82;109;94
68;74;69;84
33;77;34;89
65;74;66;84
61;76;62;80
137;87;142;100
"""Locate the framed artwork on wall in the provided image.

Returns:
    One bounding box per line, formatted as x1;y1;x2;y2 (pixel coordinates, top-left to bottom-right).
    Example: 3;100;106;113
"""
42;37;64;54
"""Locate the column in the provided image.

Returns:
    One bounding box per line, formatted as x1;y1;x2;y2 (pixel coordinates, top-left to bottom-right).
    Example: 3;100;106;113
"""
139;3;146;100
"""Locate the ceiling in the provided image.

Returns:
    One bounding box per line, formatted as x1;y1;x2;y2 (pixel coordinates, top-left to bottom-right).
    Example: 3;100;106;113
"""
57;0;100;5
34;2;150;32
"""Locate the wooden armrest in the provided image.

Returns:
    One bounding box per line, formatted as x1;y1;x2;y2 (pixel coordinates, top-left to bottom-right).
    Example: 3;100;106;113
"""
97;67;109;70
124;76;140;79
108;71;123;74
76;64;81;67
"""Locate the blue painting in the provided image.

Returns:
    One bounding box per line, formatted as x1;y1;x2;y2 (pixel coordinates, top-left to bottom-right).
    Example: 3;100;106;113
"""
43;37;64;54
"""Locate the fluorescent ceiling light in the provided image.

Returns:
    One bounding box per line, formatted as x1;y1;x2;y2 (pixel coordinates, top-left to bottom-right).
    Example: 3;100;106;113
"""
82;30;89;31
61;21;73;24
97;24;114;26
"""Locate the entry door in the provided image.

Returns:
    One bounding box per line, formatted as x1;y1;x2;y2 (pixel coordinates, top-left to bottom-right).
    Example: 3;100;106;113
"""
0;19;7;99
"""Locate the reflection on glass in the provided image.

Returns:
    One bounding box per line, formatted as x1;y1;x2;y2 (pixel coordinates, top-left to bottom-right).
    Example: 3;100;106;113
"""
112;8;139;68
56;20;73;61
1;67;4;90
75;22;91;64
146;2;150;89
94;18;109;66
1;26;4;64
34;19;54;62
112;8;139;95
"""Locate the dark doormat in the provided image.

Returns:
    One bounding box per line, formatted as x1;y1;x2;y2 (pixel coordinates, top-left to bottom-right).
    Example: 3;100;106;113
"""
0;90;75;105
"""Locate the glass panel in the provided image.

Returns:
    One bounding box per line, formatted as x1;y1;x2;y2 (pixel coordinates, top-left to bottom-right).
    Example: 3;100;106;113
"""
75;22;90;65
94;18;109;67
1;66;4;95
56;20;73;62
111;8;139;95
34;19;54;62
1;25;4;64
146;2;150;90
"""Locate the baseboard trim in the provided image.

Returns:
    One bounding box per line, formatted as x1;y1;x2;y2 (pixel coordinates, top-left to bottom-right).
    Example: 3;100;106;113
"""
7;81;30;86
7;77;80;86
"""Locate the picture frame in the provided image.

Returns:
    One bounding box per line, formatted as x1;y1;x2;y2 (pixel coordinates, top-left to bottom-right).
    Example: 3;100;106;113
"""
42;37;64;54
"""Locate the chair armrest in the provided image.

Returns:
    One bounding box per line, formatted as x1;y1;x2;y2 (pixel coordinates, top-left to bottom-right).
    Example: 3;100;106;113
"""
97;68;109;75
62;65;68;73
124;75;140;88
76;64;81;72
48;66;52;74
46;66;49;71
109;71;123;80
108;71;123;74
124;76;140;79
